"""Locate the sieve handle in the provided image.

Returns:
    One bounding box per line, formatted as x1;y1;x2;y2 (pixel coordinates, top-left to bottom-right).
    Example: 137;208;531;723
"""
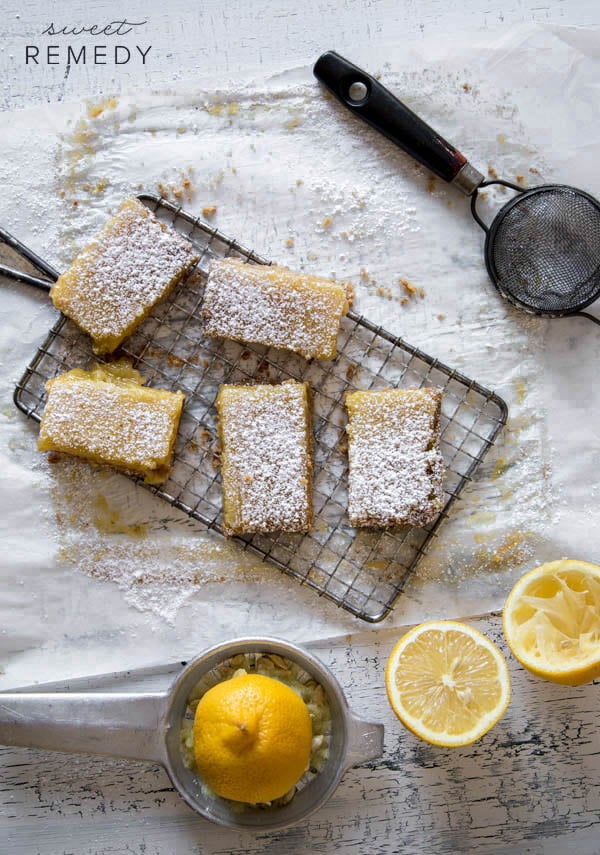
314;51;484;195
0;691;169;764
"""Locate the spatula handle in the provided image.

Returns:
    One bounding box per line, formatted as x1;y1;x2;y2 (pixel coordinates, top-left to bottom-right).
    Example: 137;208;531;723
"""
0;225;57;291
313;51;483;194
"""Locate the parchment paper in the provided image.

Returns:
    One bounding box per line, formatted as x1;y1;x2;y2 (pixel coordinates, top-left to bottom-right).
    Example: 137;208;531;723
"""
1;23;599;688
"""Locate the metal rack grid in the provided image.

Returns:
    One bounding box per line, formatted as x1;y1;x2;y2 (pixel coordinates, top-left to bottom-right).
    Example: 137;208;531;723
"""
14;193;507;622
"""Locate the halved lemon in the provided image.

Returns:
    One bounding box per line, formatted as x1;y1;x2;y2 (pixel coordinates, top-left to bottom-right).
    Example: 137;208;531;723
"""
503;559;600;685
385;620;511;747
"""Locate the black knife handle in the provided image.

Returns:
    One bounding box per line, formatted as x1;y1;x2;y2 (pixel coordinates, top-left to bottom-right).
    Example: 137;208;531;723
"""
314;50;469;184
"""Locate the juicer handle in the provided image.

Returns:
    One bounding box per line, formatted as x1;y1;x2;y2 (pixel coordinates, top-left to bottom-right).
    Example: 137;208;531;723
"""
0;224;58;291
0;692;169;764
313;51;484;195
344;711;385;768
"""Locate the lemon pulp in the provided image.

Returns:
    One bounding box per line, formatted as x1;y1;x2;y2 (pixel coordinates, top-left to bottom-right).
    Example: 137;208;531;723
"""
386;621;511;747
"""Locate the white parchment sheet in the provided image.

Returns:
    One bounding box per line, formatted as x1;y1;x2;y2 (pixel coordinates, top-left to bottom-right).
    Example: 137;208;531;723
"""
1;24;599;688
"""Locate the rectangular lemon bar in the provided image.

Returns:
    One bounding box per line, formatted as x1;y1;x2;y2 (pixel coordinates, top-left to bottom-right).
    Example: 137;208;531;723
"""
216;381;313;535
202;259;350;360
38;362;185;484
50;197;200;354
346;387;445;529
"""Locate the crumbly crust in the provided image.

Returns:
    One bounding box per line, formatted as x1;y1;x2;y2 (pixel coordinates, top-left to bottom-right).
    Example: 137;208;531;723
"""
346;387;445;529
217;381;313;535
50;198;199;354
202;259;349;360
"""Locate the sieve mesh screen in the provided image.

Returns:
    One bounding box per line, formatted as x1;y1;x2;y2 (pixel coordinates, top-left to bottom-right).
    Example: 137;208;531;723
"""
488;186;600;314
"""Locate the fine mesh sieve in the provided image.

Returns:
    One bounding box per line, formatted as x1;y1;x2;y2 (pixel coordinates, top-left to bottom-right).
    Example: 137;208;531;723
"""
314;51;600;326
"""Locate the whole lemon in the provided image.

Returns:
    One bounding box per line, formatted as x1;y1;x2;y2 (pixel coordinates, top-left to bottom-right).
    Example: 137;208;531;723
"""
193;672;312;803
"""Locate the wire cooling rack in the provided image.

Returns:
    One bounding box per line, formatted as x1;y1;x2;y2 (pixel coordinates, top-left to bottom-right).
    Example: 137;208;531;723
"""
14;193;507;622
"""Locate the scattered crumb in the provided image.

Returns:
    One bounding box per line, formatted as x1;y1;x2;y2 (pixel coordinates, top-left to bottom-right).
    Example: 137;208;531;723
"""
209;170;224;189
202;205;217;218
400;278;417;296
360;268;369;280
285;238;294;247
286;117;302;131
400;297;409;305
86;96;118;119
322;216;333;229
156;169;196;202
488;165;499;179
166;353;185;367
462;82;472;93
437;313;446;321
516;175;526;186
296;178;303;186
177;127;186;135
529;166;539;174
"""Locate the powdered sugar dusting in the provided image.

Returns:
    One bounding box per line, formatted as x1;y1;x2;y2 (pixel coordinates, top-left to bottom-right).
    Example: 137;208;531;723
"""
218;381;312;534
203;259;348;359
51;197;199;353
39;365;184;481
346;387;444;528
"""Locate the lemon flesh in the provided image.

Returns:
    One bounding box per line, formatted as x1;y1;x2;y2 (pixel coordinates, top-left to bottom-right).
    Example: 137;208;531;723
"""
503;559;600;685
386;621;511;747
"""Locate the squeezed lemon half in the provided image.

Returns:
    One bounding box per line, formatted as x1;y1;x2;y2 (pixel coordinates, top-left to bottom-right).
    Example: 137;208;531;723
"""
503;559;600;685
193;672;312;804
385;620;511;747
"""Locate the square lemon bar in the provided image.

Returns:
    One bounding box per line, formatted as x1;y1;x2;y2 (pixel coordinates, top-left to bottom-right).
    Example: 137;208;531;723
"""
203;259;350;360
38;362;185;484
50;198;199;354
216;381;313;535
346;387;445;528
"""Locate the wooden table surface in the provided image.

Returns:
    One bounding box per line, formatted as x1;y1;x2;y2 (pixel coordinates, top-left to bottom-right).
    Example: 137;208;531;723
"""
2;1;600;852
2;617;600;854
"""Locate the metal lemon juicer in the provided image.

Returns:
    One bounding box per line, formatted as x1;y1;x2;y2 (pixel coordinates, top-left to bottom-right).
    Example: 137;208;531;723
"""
0;638;384;830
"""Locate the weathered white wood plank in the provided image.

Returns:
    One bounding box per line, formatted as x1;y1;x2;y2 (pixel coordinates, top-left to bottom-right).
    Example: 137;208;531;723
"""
1;617;599;854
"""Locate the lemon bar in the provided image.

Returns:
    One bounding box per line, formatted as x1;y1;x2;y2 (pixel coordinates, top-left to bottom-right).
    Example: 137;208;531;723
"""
38;362;185;484
216;381;313;535
50;198;199;354
202;259;350;360
346;387;445;528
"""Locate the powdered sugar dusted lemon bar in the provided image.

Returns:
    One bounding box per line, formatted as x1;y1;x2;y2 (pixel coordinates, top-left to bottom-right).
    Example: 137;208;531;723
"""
203;259;350;360
50;197;199;354
346;387;445;529
38;362;184;484
216;381;313;535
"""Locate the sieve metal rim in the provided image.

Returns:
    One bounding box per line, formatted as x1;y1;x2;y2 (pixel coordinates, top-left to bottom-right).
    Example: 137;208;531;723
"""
482;183;600;317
